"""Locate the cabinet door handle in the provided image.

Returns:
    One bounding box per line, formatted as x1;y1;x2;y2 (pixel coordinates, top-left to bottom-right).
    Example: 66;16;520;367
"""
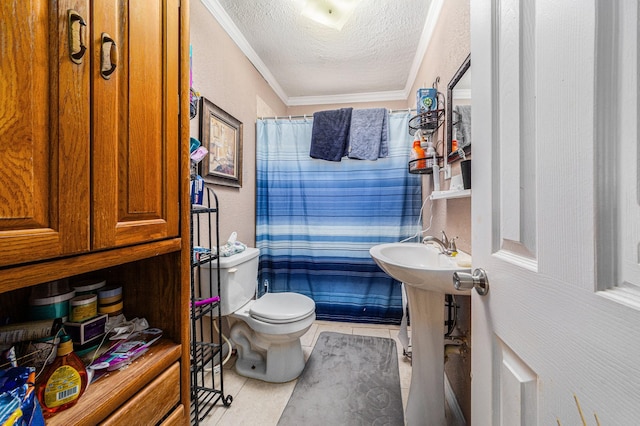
67;10;87;64
100;33;118;79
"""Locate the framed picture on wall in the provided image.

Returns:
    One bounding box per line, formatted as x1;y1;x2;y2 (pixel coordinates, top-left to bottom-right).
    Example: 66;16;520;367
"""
199;97;243;187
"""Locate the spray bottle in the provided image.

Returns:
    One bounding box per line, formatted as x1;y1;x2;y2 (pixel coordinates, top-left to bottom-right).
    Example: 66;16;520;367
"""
409;135;426;171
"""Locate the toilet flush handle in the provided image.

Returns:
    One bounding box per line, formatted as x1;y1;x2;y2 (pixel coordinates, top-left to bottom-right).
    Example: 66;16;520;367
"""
228;268;238;273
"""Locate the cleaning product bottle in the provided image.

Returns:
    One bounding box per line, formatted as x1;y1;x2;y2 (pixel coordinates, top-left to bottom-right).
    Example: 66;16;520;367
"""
36;334;88;417
409;139;426;171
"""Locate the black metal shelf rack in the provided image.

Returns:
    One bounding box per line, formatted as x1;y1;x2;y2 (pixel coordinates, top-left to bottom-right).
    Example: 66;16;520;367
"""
190;184;233;424
408;91;446;174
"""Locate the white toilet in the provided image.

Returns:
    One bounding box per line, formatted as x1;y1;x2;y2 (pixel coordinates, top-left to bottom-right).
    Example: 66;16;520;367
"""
200;247;316;383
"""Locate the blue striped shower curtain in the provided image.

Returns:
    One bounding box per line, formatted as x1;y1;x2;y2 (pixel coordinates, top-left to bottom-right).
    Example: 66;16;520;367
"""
256;113;422;324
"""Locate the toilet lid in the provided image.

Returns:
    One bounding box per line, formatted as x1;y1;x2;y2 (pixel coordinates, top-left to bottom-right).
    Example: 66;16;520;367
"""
250;292;315;324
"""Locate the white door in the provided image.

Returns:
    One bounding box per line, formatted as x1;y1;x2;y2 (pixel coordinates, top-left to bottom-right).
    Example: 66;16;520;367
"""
470;0;640;424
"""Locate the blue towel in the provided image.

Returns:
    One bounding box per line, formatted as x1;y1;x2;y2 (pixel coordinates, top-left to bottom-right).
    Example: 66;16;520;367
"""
310;108;353;161
347;108;389;160
454;105;472;149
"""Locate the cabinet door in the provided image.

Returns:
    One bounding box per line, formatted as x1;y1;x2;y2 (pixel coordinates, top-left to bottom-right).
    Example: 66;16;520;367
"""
0;1;91;267
92;0;180;249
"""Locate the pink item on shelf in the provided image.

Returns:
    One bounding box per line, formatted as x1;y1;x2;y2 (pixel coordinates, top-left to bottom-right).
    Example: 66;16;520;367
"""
88;328;163;381
192;296;220;307
190;146;208;163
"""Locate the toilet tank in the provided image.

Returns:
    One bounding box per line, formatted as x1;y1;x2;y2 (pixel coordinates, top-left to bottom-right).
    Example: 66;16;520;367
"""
198;247;259;316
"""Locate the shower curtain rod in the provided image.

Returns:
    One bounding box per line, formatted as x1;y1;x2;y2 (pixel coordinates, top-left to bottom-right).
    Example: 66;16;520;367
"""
257;108;417;121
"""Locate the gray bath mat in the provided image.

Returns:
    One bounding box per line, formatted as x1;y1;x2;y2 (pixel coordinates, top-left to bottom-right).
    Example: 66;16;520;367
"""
278;331;404;426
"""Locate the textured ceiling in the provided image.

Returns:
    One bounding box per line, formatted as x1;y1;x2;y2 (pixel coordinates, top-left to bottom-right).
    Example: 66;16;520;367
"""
203;0;436;105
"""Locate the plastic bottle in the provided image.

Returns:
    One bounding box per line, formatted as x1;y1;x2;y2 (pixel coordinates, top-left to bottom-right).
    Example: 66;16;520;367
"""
36;334;88;418
451;128;458;152
409;140;426;171
432;164;441;191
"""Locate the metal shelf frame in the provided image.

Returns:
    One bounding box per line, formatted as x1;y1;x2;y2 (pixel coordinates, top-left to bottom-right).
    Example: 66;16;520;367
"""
189;185;232;424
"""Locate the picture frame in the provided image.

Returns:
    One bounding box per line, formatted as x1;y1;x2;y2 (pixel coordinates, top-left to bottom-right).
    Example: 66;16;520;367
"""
199;97;243;187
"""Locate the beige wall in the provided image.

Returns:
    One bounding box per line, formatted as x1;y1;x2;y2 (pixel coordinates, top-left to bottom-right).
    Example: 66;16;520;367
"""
190;0;287;246
409;0;472;255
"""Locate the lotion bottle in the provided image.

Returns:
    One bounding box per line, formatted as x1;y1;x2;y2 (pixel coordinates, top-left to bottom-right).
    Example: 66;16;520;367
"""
36;334;88;417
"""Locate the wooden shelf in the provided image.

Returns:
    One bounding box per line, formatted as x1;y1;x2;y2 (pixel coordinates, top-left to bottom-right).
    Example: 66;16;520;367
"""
0;239;182;293
47;339;181;426
429;189;471;200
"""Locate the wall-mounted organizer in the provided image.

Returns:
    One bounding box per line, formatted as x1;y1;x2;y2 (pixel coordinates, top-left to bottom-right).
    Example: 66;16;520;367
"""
190;183;233;423
408;91;446;174
408;156;443;174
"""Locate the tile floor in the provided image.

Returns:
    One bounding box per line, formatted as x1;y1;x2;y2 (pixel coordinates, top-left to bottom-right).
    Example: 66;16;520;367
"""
199;320;412;426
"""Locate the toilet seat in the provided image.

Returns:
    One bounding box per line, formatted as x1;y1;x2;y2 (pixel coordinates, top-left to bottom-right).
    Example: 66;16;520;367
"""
250;292;315;324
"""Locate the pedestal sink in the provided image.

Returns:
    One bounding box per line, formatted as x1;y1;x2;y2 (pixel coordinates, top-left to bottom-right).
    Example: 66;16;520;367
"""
370;242;470;426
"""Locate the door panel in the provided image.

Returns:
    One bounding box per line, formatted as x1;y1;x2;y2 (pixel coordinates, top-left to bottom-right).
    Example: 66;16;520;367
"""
498;339;537;426
472;0;640;424
496;0;536;261
597;0;640;303
92;0;179;249
0;1;90;267
124;1;163;219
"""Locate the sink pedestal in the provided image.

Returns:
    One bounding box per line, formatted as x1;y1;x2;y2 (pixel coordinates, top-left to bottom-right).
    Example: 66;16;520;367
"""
368;242;470;425
404;285;446;426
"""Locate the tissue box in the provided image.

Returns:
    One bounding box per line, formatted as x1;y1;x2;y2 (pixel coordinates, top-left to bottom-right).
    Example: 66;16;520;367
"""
64;314;108;345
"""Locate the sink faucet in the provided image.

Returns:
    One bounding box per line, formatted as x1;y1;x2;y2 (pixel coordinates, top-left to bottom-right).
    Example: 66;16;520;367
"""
422;230;458;256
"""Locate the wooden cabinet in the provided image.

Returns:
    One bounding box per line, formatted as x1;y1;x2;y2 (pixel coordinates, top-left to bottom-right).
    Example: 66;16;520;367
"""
0;1;190;424
99;362;181;425
0;0;180;267
0;0;91;267
91;0;180;249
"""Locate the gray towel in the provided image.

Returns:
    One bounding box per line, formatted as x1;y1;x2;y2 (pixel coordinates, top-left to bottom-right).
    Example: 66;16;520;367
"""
310;108;353;161
347;108;389;160
454;105;472;149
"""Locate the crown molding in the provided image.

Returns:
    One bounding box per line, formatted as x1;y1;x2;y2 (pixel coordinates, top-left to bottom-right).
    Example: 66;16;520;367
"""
200;0;442;107
403;0;444;95
287;90;407;106
200;0;290;104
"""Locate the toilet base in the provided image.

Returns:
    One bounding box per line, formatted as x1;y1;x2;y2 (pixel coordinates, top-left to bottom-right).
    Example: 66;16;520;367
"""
230;321;306;383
